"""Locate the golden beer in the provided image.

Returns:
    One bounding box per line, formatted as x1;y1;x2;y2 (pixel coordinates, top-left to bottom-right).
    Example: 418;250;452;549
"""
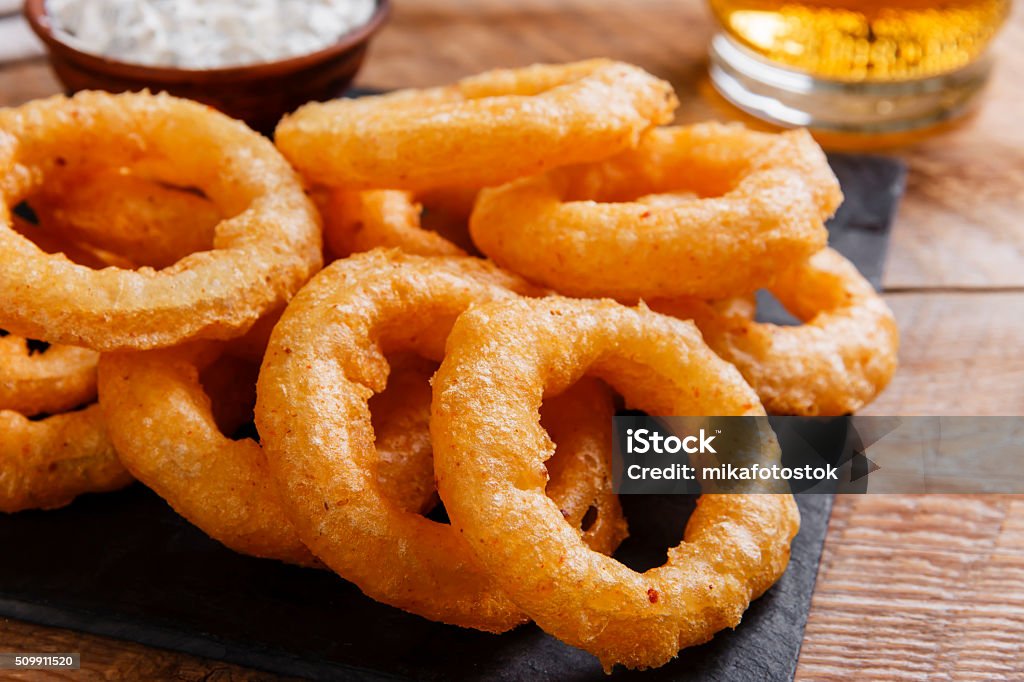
708;0;1010;134
710;0;1009;82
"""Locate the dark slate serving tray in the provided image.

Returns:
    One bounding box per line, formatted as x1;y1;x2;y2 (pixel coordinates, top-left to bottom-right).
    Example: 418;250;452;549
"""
0;153;905;681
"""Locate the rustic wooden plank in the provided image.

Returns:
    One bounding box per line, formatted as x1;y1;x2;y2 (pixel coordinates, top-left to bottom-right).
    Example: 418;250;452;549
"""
0;59;58;104
0;617;296;681
865;292;1024;416
796;495;1024;681
800;290;1024;677
799;289;1024;680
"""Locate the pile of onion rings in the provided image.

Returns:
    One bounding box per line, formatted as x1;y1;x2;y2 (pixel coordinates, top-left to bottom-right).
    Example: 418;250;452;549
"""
1;59;899;672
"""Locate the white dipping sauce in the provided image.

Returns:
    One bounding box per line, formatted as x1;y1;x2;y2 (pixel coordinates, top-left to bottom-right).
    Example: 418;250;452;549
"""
45;0;377;69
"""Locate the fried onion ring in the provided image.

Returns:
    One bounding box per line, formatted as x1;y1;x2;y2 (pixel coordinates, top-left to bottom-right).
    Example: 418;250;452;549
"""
99;342;319;566
431;296;800;669
276;60;678;191
256;250;626;631
0;90;322;351
470;123;841;300
0;329;98;416
654;248;899;416
0;405;132;513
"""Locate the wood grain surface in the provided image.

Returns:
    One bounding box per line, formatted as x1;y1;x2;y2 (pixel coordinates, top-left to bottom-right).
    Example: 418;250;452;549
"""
1;1;1022;680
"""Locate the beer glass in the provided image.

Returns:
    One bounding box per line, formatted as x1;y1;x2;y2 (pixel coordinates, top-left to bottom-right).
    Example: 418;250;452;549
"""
708;1;1010;133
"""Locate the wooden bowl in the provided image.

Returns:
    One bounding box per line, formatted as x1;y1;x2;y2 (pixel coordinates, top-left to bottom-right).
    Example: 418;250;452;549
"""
24;0;391;133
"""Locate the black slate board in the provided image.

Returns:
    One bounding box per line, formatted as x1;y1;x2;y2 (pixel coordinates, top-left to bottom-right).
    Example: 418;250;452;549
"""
0;153;905;681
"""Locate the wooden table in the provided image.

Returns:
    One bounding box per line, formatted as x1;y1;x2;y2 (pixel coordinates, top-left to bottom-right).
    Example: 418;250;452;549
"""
2;1;1023;679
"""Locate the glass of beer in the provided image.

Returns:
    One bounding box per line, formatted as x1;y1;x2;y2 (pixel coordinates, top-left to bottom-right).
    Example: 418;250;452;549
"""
708;1;1010;134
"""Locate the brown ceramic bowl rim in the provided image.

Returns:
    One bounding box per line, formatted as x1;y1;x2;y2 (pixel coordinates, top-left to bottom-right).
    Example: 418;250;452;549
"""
24;0;391;83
